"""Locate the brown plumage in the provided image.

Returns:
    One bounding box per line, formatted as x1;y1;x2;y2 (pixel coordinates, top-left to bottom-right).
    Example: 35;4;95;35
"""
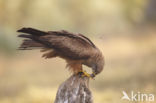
18;27;104;78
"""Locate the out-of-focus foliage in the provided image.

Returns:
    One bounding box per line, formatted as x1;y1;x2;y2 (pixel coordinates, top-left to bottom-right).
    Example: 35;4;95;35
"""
0;0;151;32
0;0;155;53
0;0;156;103
0;0;155;54
145;0;156;23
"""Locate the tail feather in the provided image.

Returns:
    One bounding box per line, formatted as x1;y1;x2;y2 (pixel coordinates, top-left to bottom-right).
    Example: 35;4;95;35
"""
17;27;48;50
17;27;57;53
19;39;44;50
17;28;47;36
18;34;33;39
17;27;58;59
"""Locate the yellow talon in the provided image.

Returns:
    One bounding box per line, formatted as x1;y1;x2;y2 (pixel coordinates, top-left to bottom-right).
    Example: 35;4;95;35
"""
82;71;91;77
78;70;92;78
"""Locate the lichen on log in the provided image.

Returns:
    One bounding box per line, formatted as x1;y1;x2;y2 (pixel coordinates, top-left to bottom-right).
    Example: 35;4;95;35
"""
54;74;93;103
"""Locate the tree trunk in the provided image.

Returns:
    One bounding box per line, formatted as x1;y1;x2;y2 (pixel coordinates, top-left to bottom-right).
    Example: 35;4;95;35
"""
54;74;93;103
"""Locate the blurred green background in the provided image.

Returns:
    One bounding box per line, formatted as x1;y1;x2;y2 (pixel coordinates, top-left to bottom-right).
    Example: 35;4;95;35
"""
0;0;156;103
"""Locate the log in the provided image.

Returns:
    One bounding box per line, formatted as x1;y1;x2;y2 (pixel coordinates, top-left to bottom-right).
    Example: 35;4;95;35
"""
54;74;93;103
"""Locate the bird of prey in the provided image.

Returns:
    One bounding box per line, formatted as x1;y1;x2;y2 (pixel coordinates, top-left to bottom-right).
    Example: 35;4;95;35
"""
17;28;104;78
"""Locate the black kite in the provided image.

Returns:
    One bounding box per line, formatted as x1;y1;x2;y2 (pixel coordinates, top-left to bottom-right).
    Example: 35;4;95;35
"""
18;28;104;78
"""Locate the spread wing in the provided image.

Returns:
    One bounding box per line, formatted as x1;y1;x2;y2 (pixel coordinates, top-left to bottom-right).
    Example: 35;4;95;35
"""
18;28;97;60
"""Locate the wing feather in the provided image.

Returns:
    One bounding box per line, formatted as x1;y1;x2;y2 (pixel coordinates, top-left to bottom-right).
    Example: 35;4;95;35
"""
18;28;97;60
39;33;95;59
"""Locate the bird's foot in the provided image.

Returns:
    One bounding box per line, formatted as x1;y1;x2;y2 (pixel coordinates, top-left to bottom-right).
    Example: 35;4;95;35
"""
78;70;95;79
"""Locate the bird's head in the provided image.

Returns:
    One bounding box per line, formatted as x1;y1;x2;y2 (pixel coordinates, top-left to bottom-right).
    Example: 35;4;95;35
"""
91;52;104;78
